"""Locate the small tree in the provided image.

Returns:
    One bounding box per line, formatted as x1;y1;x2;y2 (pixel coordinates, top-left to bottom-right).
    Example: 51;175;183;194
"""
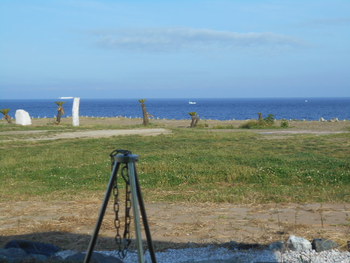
55;101;66;124
240;113;276;129
0;109;12;123
189;112;200;128
264;114;275;126
139;99;152;126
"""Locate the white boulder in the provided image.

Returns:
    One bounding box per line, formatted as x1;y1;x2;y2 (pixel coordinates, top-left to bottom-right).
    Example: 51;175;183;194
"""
331;118;339;122
15;109;32;126
287;235;312;251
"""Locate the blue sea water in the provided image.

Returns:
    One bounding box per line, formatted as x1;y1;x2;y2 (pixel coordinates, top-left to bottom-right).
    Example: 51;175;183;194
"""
1;98;350;121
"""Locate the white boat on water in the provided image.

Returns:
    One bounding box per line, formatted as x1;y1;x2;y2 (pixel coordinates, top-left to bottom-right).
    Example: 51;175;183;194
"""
189;101;197;105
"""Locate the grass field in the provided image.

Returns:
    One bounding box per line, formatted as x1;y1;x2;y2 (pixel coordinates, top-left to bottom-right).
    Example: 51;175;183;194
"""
1;118;349;204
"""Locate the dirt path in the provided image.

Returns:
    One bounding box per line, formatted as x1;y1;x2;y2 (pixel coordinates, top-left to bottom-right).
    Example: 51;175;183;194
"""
2;128;348;143
0;200;349;251
1;128;171;141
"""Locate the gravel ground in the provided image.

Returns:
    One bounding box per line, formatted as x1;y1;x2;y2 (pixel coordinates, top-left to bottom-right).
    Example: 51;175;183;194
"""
76;247;350;263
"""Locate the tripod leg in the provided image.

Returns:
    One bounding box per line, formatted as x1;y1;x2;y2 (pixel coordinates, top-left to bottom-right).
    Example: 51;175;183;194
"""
135;169;158;263
128;161;145;263
84;162;121;263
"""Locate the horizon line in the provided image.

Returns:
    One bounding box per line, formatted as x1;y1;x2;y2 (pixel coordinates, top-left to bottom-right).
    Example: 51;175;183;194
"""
1;96;350;100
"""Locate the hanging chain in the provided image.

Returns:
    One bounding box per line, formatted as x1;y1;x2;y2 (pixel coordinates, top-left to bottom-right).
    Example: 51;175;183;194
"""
122;165;132;254
111;153;132;259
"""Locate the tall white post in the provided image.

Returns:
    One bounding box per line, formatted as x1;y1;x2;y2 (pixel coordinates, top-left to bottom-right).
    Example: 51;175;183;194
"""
72;97;80;127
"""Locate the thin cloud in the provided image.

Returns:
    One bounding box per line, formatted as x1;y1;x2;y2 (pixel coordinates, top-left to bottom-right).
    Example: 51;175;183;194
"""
306;17;350;27
92;28;305;52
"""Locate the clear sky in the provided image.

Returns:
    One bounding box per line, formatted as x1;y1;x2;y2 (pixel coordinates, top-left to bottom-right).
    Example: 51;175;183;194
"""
1;0;349;99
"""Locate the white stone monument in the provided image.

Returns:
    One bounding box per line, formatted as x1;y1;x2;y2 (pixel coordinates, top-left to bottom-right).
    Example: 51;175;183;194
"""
59;97;80;126
72;97;80;127
15;109;32;125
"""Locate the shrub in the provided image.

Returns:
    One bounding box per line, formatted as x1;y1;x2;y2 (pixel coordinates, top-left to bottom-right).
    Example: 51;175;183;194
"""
0;108;12;123
240;113;276;129
280;119;289;128
264;114;275;126
197;123;209;128
240;120;260;129
213;124;236;129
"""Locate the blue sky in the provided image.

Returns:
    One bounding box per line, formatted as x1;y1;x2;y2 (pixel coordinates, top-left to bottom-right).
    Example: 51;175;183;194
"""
1;0;349;99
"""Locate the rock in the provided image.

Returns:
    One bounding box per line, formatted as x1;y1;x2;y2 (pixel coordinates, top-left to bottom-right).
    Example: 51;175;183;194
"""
72;97;80;127
182;259;246;263
15;109;32;125
312;238;338;252
224;241;264;250
30;253;49;261
0;248;28;263
286;235;312;251
269;241;285;251
5;240;61;257
224;241;240;250
52;250;79;260
65;252;123;263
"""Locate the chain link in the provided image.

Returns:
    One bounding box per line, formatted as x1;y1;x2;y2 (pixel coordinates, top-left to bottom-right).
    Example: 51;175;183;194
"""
122;166;132;254
112;159;132;259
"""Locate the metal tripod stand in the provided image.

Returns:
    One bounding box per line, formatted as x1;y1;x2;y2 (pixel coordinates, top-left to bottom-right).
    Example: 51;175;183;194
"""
84;150;157;263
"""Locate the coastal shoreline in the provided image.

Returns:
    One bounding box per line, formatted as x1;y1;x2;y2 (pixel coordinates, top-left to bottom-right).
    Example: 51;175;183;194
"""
1;117;349;132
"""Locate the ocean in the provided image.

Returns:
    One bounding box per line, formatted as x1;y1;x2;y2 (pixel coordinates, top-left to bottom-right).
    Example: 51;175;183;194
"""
1;98;350;121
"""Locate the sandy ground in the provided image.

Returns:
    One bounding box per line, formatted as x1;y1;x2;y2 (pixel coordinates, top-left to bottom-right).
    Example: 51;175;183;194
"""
0;199;349;252
0;128;171;141
1;118;349;142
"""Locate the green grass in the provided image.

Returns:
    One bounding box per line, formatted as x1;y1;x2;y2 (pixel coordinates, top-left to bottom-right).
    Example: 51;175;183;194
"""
0;128;349;204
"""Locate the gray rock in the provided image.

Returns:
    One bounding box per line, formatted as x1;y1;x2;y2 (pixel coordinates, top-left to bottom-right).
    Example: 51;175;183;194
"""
286;235;312;251
5;240;61;256
269;241;285;251
0;248;28;257
0;248;28;263
312;238;338;252
181;259;246;263
52;250;79;260
0;248;49;263
224;241;240;250
30;253;48;261
224;241;263;250
65;252;123;263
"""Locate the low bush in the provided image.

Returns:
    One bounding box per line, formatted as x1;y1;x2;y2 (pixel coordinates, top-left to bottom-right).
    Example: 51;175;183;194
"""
240;114;276;129
264;114;275;126
213;124;236;129
239;120;261;129
280;119;289;128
